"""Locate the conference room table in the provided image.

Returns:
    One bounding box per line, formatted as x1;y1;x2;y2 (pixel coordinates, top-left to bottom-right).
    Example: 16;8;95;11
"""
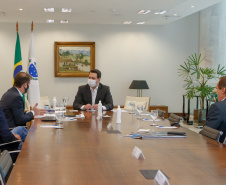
7;110;226;185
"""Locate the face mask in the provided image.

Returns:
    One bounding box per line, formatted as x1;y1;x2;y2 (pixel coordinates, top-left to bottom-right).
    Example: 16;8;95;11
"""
24;84;29;93
88;79;97;88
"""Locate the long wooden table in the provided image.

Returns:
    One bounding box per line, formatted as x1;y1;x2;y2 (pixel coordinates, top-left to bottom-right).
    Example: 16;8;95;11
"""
7;110;226;185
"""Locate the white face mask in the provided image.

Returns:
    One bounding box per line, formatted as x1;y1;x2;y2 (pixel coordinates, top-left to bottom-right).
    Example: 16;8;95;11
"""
88;79;97;88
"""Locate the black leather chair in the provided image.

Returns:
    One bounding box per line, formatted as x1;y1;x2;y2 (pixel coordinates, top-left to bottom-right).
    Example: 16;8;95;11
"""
0;150;13;185
200;126;223;142
167;113;182;126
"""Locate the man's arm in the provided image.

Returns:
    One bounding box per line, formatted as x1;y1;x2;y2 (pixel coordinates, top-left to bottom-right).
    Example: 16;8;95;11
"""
11;96;33;126
73;86;84;110
205;103;221;129
103;86;113;110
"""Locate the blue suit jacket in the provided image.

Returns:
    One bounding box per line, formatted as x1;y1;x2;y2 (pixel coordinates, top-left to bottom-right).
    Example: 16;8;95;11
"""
205;99;226;143
0;87;33;128
73;83;113;110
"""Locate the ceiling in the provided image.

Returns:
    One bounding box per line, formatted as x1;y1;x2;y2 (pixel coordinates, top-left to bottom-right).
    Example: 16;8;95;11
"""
0;0;222;25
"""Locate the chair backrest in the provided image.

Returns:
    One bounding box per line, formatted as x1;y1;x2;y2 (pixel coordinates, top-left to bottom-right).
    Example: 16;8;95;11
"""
200;126;223;141
0;150;13;185
40;96;50;108
167;113;182;126
124;96;150;111
156;108;166;118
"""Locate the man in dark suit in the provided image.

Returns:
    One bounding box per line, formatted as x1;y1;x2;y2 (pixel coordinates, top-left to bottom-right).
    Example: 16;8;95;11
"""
73;69;113;110
205;76;226;143
0;72;45;128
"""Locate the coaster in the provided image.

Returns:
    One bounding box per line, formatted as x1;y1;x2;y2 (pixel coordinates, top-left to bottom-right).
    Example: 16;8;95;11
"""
140;170;169;179
106;130;121;134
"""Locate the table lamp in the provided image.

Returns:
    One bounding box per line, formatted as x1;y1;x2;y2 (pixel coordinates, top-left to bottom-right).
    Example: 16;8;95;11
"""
129;80;149;97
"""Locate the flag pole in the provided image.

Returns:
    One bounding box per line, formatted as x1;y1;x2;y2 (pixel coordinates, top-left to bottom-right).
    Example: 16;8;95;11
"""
31;21;33;32
16;21;18;32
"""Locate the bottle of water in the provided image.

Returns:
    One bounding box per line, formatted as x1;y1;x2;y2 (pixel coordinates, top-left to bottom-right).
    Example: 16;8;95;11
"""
53;97;57;110
98;100;102;118
116;105;121;124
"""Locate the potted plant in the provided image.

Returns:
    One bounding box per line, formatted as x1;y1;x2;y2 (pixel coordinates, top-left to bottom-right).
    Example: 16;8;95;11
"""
178;53;226;126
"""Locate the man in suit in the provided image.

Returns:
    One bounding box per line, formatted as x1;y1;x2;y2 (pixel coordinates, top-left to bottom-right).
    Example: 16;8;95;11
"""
0;72;46;128
73;69;113;110
205;76;226;143
0;107;26;162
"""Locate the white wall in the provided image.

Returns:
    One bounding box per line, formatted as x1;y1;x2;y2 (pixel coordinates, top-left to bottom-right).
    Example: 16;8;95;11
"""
0;13;199;113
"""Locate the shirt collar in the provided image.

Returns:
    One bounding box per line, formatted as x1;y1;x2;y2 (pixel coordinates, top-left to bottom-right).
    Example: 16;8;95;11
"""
15;87;23;97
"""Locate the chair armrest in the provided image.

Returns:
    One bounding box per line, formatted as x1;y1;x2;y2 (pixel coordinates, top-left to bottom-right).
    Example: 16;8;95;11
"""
0;140;22;147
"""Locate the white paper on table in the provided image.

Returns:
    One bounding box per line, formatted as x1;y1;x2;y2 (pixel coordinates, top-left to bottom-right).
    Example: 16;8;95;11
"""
111;109;127;113
75;114;85;118
132;146;145;160
154;170;170;185
69;110;78;112
40;125;59;128
103;115;111;117
61;117;77;121
137;129;150;133
156;126;178;129
135;113;150;116
34;115;45;118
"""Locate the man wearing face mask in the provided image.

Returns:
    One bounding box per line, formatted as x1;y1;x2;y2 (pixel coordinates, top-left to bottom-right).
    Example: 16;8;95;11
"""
73;69;113;110
0;72;46;128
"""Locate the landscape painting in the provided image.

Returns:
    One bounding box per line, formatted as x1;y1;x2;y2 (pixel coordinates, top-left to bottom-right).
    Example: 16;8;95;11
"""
54;42;95;77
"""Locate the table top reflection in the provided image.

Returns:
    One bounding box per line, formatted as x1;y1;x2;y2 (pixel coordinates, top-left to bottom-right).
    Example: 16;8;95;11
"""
7;110;226;185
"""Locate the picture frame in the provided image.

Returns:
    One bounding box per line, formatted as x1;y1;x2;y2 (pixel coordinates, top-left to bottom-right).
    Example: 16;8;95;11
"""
54;42;95;77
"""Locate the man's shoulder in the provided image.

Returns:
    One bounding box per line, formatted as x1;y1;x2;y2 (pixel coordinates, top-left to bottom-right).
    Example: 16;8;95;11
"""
78;84;89;90
99;83;109;89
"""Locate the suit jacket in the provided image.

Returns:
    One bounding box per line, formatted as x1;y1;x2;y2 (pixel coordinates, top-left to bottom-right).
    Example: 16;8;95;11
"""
0;107;18;149
73;83;113;110
205;99;226;143
0;87;33;128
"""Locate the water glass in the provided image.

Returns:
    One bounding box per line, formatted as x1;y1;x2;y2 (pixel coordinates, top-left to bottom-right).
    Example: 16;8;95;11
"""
137;105;144;120
129;101;136;114
150;110;158;126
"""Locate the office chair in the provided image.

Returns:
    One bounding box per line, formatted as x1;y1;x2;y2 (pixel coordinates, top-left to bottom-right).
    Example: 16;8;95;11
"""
0;140;21;163
200;126;223;142
156;108;166;118
167;113;182;126
0;150;13;185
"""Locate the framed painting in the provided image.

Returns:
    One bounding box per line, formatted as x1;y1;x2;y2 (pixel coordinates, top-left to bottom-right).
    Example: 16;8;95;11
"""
54;42;95;77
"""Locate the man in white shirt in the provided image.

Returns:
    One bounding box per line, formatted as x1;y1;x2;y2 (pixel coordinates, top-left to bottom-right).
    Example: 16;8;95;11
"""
73;69;113;111
205;76;226;143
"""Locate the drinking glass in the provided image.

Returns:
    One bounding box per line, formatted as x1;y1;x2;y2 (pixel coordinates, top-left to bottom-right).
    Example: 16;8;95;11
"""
63;97;69;108
55;111;64;127
136;105;144;120
129;101;136;114
150;110;158;126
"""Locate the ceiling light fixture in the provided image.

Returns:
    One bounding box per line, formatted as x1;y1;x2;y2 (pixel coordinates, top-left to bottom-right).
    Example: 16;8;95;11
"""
154;10;166;15
123;21;132;24
44;8;54;12
191;5;195;8
46;19;54;23
137;10;151;14
19;8;23;11
62;8;72;13
60;20;69;23
137;22;145;25
174;14;178;16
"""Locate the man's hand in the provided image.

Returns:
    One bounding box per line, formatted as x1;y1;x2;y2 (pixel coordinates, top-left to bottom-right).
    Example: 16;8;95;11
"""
84;104;92;110
12;133;22;140
32;103;46;115
92;104;99;110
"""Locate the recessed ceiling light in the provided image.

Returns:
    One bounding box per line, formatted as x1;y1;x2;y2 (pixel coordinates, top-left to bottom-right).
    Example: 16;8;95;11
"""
174;14;178;16
154;10;166;15
19;8;23;11
62;8;72;13
123;21;132;24
60;20;69;23
46;19;54;23
137;22;145;25
137;10;151;14
191;5;195;8
44;8;54;12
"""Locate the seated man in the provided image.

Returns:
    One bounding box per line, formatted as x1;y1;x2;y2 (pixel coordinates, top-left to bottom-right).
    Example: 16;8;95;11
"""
0;107;26;162
0;72;46;128
204;76;226;143
73;69;113;110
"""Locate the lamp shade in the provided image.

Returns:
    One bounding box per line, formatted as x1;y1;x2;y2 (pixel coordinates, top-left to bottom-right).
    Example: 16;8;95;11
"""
129;80;149;89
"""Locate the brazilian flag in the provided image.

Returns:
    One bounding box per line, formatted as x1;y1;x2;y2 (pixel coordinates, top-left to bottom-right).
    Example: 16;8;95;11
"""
13;32;22;83
14;31;25;108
